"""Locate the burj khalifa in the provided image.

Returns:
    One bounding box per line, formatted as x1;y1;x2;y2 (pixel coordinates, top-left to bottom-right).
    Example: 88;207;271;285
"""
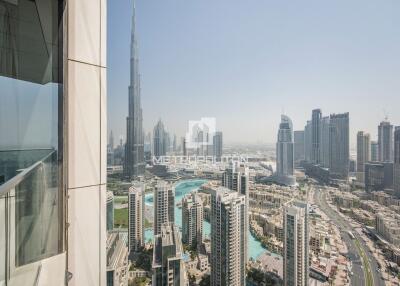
124;1;145;179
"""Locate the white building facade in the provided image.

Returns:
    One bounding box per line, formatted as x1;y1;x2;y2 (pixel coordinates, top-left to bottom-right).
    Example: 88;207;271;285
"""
128;182;145;254
210;187;247;286
154;181;175;236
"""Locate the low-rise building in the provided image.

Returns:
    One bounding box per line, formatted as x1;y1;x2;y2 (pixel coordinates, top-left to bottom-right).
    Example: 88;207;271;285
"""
375;211;400;247
197;254;209;272
352;209;375;226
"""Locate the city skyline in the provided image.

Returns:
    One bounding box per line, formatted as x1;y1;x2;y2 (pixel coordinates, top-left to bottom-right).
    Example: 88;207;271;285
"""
108;0;400;145
3;1;400;286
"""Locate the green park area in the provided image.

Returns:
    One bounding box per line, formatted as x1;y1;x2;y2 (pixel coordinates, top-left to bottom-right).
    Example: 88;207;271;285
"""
114;208;152;229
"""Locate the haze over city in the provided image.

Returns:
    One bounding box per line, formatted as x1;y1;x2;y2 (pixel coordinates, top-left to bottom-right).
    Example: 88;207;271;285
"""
108;0;400;145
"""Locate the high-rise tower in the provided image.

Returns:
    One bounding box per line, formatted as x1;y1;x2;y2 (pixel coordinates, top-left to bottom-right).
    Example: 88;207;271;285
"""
311;109;322;164
329;113;350;179
304;121;312;162
283;201;309;286
294;130;305;166
357;131;371;183
152;223;186;286
221;162;249;266
378;121;394;162
210;187;247;286
153;119;167;157
213;131;223;161
320;116;331;168
276;115;296;186
371;141;379;162
124;1;145;179
128;182;145;254
182;192;203;248
154;181;175;236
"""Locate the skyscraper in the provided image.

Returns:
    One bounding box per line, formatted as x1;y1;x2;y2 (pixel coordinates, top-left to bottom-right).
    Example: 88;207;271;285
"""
124;1;145;179
222;162;249;202
128;182;145;254
182;192;203;248
182;137;187;156
294;130;305;166
153;119;167;158
371;141;379;162
378;121;394;162
107;131;115;166
154;181;175;236
173;134;177;152
106;191;114;231
152;223;186;286
222;162;249;264
276;115;296;185
394;127;400;197
311;109;322;164
320;116;331;168
329;113;350;179
357;131;371;183
213;131;223;161
304;121;312;162
210;187;247;286
283;201;309;286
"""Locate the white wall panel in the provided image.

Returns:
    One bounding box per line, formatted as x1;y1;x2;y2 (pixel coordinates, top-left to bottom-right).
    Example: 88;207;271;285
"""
67;186;101;286
68;0;101;65
68;61;101;189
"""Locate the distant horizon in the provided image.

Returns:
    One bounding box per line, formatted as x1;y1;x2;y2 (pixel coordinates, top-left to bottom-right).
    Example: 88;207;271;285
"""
108;0;400;147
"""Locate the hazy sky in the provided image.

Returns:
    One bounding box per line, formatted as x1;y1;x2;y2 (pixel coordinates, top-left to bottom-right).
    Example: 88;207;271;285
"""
108;0;400;146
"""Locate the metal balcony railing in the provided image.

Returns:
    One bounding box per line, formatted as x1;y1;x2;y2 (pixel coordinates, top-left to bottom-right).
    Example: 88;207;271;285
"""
0;150;62;286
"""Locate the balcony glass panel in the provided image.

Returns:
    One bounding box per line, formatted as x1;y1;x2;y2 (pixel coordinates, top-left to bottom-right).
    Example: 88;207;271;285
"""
0;0;64;283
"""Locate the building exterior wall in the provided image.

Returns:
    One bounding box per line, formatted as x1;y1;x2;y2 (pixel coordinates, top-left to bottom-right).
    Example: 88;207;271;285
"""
128;183;145;254
66;0;107;285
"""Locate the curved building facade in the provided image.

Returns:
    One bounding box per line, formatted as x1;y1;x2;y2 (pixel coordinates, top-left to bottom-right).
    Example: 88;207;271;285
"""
275;115;296;186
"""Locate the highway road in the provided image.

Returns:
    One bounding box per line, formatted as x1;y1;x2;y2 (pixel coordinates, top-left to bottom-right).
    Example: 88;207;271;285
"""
314;188;385;286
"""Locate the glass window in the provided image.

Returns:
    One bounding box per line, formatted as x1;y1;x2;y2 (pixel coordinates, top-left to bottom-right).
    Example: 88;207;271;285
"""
0;0;64;268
